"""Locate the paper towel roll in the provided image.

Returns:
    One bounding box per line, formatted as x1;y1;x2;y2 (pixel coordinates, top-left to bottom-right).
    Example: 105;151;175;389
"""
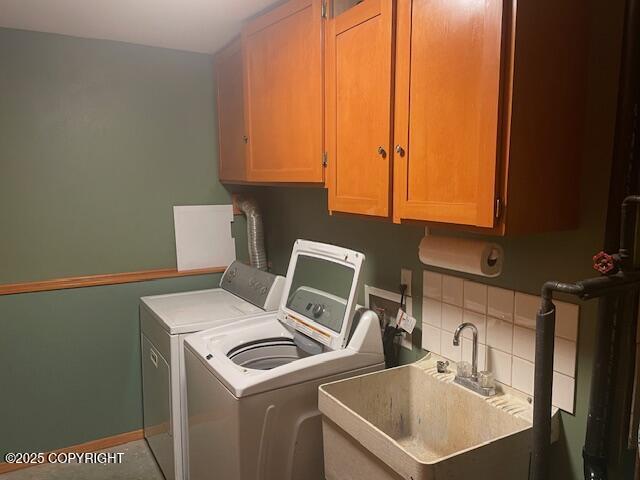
418;235;504;277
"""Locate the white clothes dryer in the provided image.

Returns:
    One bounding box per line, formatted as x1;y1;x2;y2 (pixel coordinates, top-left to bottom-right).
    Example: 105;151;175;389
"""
140;261;285;480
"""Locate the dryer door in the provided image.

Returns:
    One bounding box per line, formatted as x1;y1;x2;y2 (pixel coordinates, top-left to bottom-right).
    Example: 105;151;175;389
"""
142;334;175;480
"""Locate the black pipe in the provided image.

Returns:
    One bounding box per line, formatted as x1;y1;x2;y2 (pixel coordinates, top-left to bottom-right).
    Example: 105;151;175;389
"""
594;0;640;471
619;196;640;267
582;196;640;480
530;196;640;480
531;305;557;480
532;281;585;480
583;293;624;480
531;273;640;480
541;274;640;303
579;273;640;298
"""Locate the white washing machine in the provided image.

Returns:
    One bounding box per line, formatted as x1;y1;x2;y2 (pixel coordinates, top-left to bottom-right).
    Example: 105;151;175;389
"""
184;240;385;480
140;261;285;480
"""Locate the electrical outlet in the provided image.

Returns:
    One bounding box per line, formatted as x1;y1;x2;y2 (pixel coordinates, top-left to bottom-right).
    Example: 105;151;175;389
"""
401;268;412;297
365;284;415;352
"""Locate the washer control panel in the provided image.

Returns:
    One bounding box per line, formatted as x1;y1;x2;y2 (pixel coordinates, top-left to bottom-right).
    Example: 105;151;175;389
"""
220;261;281;309
286;286;346;334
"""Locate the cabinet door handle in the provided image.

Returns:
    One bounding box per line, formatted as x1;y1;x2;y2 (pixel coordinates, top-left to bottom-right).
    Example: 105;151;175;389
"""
242;135;248;144
377;146;387;158
395;145;405;157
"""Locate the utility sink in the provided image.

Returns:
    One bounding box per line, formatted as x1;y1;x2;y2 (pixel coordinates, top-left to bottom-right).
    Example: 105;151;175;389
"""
319;358;533;480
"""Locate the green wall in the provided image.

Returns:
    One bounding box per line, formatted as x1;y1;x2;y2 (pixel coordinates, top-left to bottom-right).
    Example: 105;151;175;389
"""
242;0;629;478
0;27;245;283
0;28;245;456
0;274;221;454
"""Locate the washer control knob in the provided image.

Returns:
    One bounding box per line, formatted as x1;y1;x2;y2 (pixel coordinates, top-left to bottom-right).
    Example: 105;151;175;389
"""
312;303;325;319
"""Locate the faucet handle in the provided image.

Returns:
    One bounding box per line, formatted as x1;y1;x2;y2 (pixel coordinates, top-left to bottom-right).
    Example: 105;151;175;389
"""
478;371;495;389
456;361;472;378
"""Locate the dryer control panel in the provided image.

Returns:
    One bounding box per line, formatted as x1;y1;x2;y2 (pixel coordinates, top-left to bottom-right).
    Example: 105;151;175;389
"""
220;261;284;310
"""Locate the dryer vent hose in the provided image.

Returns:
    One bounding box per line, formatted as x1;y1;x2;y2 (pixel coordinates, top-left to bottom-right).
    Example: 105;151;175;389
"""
236;195;268;271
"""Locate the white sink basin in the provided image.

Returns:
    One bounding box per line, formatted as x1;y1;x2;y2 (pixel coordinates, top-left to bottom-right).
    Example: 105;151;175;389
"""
319;358;533;480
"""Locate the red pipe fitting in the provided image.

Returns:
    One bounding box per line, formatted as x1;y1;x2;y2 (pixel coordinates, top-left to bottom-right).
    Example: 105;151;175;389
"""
593;251;617;274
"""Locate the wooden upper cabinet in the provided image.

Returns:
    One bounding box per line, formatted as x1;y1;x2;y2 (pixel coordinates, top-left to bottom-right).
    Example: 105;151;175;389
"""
391;0;586;234
216;38;247;183
215;0;585;233
242;0;324;183
326;0;395;217
393;0;503;227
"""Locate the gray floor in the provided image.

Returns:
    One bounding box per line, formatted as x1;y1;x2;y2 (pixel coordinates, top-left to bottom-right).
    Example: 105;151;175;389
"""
0;440;164;480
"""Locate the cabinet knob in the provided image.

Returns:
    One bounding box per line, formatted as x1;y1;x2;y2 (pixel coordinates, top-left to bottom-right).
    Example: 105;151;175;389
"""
242;135;248;144
395;145;405;157
377;146;387;158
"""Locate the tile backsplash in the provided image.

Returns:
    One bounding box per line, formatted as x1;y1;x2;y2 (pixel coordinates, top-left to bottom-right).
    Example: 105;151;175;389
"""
421;271;579;413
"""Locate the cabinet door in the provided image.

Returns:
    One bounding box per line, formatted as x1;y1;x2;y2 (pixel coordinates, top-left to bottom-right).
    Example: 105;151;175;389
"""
393;0;503;227
216;38;247;182
242;0;324;183
326;0;395;217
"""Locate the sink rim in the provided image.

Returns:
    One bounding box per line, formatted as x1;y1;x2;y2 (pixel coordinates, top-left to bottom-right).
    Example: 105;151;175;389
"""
319;362;533;467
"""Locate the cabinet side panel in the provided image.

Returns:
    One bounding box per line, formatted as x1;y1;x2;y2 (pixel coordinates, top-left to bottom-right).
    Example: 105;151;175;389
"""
505;0;587;234
216;39;247;182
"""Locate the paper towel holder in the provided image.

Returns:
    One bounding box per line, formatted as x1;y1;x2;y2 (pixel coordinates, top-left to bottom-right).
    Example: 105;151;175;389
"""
420;227;504;278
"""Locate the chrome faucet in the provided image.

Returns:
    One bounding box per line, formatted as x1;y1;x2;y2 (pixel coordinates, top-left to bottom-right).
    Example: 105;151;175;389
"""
452;322;496;397
453;322;478;379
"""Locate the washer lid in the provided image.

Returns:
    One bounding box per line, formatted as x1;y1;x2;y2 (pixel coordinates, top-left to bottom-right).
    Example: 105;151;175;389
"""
277;240;364;350
141;288;264;334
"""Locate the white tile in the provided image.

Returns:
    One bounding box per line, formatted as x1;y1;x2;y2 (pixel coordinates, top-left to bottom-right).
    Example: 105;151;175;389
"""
553;337;577;378
488;287;514;322
463;281;487;314
422;298;442;328
441;330;462;362
421;323;441;354
462;338;487;371
555;301;579;341
552;371;576;413
514;292;540;329
423;271;442;300
442;275;463;307
441;304;463;333
512;357;535;396
513;326;535;362
486;317;513;353
486;347;512;385
462;310;487;344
